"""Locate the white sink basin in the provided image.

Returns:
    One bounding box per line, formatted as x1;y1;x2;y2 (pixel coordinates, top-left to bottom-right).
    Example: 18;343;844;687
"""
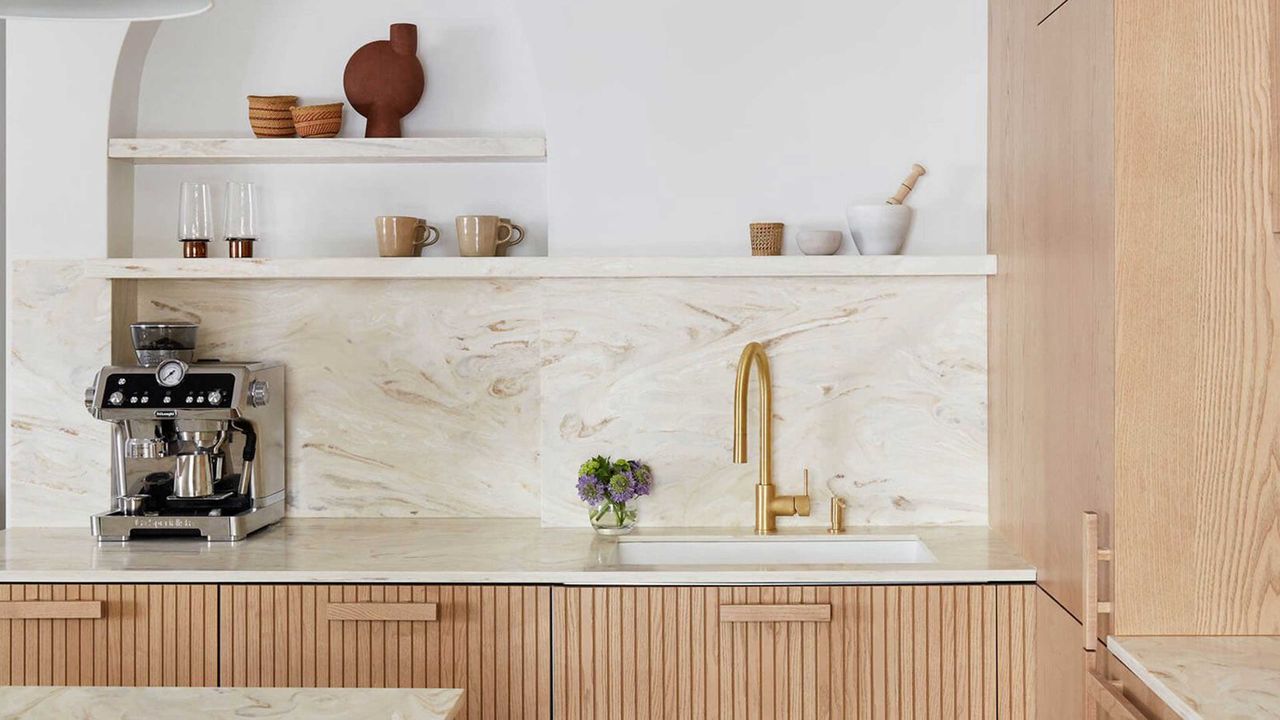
614;536;936;566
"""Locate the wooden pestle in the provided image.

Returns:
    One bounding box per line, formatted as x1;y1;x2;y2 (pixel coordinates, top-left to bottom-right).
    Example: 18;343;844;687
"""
887;163;927;205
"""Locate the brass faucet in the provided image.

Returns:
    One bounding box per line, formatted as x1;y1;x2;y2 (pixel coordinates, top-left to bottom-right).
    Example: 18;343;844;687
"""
732;341;811;533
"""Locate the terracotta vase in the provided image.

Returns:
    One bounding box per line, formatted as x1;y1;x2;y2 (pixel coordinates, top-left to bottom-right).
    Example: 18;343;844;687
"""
343;23;425;138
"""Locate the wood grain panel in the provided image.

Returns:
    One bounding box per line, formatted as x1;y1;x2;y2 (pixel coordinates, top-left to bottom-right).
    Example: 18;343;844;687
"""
552;584;1033;719
220;584;551;720
1113;0;1280;636
988;0;1117;625
0;584;216;686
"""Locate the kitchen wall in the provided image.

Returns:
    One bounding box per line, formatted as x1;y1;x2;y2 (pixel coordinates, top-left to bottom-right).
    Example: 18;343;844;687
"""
121;0;985;258
8;262;987;529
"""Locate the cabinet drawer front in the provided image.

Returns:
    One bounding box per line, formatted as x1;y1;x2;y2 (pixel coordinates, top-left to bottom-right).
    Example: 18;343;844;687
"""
220;584;551;719
0;584;218;687
552;585;1033;720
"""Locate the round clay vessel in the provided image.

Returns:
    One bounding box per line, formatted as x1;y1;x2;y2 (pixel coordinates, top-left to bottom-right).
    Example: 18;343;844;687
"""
343;23;425;138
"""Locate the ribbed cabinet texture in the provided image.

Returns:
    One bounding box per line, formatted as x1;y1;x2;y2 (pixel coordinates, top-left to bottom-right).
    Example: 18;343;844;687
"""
552;584;1036;720
0;584;218;686
219;584;552;720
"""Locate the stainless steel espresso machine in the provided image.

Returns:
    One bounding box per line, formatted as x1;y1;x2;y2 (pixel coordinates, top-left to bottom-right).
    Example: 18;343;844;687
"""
84;322;286;541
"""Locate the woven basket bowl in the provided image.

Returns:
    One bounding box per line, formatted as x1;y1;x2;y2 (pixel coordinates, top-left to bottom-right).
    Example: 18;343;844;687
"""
247;95;298;137
291;102;344;138
750;222;784;256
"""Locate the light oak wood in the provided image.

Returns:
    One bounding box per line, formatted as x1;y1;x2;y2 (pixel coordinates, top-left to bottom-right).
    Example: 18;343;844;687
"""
552;584;1032;719
1086;667;1148;720
0;584;216;686
327;602;438;622
0;601;103;619
220;585;550;720
719;603;831;623
995;0;1280;638
988;0;1116;625
1112;0;1280;637
1033;588;1083;720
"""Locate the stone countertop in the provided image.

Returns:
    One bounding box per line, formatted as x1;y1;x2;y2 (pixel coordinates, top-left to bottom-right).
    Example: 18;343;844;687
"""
1108;636;1280;720
0;519;1034;585
0;686;463;719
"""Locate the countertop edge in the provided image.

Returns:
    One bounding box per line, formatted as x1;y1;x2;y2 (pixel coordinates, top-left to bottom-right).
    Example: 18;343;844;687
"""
1107;637;1200;720
0;569;1036;585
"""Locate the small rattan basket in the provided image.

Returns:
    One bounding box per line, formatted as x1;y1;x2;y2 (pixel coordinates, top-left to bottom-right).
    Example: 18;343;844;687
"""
247;95;299;138
291;102;344;138
750;222;784;256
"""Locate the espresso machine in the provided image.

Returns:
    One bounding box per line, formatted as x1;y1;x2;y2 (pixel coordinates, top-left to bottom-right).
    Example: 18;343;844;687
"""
84;322;286;541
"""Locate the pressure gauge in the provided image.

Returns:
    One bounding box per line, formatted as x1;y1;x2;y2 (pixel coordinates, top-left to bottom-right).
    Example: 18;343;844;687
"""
155;359;188;388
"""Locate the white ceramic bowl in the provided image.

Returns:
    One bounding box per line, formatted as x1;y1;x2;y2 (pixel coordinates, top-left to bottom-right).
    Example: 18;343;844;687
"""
796;230;843;255
846;204;913;255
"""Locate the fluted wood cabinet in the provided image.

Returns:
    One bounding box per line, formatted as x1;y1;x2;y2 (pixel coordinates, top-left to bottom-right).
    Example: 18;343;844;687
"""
0;584;218;686
552;584;1036;720
219;584;552;720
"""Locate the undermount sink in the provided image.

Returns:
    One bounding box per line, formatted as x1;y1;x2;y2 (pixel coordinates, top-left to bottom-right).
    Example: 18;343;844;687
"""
613;535;937;566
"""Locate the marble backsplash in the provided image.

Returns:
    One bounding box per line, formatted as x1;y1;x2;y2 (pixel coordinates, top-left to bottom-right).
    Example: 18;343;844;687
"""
7;261;987;528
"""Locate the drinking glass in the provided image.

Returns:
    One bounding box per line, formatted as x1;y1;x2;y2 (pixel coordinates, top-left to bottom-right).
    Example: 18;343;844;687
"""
177;182;211;258
223;181;259;258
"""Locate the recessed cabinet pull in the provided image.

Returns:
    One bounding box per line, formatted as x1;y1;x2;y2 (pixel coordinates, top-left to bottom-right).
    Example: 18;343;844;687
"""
326;602;438;622
719;604;832;623
0;601;104;619
1085;668;1150;720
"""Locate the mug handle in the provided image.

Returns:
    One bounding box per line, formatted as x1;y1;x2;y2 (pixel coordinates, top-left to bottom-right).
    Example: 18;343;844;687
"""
416;224;440;249
498;222;526;250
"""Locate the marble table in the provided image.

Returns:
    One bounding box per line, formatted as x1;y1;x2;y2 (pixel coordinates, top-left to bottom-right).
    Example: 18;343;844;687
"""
0;686;463;719
1109;636;1280;720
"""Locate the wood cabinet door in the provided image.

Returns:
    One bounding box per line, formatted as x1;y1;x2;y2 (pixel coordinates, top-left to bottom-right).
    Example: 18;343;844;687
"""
552;584;1034;720
1034;587;1084;720
0;584;218;686
219;584;551;720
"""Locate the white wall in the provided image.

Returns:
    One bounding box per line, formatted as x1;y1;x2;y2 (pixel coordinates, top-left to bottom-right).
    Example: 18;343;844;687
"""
131;0;548;257
5;19;130;259
128;0;986;258
517;0;987;256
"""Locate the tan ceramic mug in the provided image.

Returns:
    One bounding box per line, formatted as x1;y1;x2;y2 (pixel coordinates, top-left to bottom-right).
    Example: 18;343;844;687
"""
456;215;525;257
376;216;440;257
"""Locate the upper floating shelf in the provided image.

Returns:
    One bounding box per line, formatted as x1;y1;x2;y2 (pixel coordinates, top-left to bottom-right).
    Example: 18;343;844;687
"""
108;137;548;163
0;0;210;20
84;256;997;280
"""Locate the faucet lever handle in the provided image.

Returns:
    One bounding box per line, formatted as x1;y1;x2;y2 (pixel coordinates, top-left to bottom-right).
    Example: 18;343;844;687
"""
793;468;812;517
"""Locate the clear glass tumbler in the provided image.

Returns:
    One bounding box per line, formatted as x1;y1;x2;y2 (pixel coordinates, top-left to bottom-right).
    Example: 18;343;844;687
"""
177;181;211;258
223;181;259;258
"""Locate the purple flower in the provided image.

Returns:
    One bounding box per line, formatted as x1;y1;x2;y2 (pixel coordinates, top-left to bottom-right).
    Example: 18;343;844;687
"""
628;461;653;497
606;470;637;503
577;474;606;505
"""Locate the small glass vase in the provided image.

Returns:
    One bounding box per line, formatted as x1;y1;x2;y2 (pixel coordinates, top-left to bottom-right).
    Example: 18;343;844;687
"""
589;501;637;536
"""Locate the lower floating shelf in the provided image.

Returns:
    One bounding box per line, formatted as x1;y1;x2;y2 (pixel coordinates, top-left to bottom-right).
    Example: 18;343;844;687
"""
82;255;997;280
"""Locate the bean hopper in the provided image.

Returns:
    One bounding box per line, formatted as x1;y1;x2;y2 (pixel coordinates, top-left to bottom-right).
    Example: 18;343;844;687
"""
84;322;286;541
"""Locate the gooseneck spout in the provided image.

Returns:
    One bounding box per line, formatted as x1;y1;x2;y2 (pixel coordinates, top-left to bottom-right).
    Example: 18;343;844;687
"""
732;341;810;533
733;342;772;480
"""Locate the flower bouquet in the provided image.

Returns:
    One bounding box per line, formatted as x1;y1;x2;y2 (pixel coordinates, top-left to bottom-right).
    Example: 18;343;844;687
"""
576;455;653;535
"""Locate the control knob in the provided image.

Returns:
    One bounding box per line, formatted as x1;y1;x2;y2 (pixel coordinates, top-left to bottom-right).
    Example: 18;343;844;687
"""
108;391;125;406
247;380;270;407
207;390;223;405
